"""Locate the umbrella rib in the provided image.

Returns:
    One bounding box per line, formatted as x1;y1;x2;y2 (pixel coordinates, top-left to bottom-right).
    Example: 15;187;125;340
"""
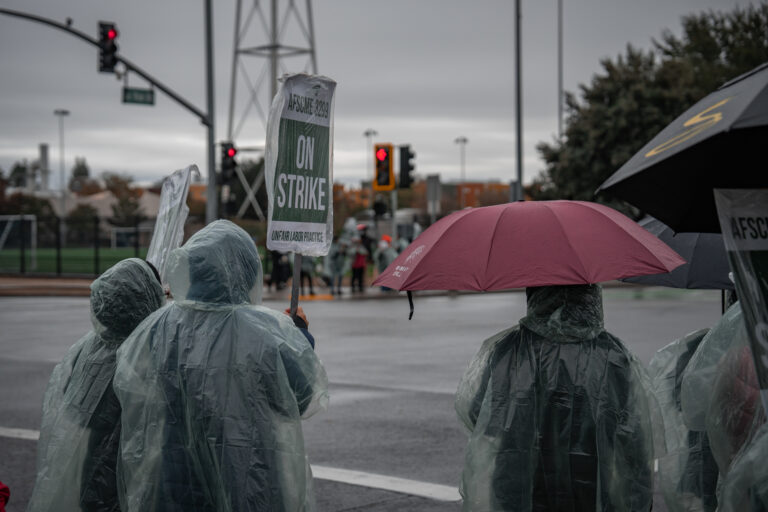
483;206;507;289
577;202;682;279
544;204;593;282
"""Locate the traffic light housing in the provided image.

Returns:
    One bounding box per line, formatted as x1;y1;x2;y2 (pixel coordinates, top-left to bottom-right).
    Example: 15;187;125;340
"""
373;143;394;191
399;145;415;189
98;22;119;73
221;141;237;182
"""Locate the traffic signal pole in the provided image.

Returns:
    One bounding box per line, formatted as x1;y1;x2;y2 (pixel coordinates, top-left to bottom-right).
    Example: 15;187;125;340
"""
0;7;218;223
204;0;217;224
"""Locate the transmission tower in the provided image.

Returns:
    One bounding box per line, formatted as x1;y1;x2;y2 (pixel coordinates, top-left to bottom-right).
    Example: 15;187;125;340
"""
227;0;317;146
226;0;317;219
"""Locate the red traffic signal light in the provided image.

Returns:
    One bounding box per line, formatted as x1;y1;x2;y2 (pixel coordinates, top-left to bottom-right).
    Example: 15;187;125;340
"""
373;143;394;191
98;21;119;73
221;141;238;182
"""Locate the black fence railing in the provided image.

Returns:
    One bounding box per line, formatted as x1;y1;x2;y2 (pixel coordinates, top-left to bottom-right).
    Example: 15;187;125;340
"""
0;215;154;276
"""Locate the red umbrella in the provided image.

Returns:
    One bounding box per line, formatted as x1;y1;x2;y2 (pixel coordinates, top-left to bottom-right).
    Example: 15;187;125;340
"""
373;201;685;292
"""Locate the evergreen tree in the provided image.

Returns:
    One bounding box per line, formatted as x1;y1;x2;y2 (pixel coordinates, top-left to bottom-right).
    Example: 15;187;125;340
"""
531;3;768;216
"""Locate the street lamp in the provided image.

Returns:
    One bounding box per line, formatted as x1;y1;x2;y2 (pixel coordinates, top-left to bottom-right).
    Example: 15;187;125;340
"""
363;128;378;208
454;136;468;209
53;109;70;218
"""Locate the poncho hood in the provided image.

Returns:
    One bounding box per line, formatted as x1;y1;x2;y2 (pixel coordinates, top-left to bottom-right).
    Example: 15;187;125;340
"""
520;284;604;342
90;258;165;345
167;220;263;305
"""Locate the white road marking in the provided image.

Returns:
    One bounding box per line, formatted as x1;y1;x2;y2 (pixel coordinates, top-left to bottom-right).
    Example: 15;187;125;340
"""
0;426;461;502
312;465;461;502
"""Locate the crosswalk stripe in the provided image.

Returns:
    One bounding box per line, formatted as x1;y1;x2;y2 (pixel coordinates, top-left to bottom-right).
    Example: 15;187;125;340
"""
0;426;460;502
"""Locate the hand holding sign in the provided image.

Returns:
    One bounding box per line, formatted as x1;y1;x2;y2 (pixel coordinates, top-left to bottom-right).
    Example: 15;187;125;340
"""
265;74;336;316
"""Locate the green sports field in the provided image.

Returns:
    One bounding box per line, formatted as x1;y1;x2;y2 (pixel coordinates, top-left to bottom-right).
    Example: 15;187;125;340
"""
0;247;148;275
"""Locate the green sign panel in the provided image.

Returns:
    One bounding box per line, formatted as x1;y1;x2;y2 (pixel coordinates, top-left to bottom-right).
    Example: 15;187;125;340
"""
122;87;155;106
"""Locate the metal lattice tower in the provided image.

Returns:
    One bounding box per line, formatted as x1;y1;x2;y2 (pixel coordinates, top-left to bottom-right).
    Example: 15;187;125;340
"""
227;0;317;146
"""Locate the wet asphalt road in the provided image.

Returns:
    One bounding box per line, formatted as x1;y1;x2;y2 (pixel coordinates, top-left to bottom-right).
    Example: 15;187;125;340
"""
0;287;721;511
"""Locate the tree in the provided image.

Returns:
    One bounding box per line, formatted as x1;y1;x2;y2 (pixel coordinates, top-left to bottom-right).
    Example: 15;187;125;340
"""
102;172;145;226
69;157;101;195
530;3;768;216
66;204;99;245
0;167;6;202
8;161;29;188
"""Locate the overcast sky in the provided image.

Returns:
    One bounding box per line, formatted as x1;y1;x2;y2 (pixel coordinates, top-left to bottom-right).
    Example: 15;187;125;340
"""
0;0;757;191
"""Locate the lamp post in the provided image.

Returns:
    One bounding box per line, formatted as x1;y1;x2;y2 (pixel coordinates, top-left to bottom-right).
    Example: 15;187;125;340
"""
454;136;468;209
363;128;378;208
53;109;70;218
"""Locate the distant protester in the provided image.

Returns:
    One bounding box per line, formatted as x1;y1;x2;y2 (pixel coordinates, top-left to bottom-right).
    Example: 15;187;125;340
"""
114;220;328;512
27;258;164;512
456;284;656;512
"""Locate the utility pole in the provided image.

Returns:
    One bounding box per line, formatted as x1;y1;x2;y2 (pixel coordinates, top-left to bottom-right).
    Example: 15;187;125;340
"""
53;109;69;218
515;0;523;200
204;0;217;224
454;136;468;209
364;128;378;207
557;0;563;138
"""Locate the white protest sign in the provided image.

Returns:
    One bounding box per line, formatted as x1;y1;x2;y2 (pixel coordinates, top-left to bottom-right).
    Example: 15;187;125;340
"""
265;74;336;256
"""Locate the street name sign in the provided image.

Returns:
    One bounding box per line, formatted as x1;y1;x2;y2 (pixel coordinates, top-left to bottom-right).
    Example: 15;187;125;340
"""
122;87;155;106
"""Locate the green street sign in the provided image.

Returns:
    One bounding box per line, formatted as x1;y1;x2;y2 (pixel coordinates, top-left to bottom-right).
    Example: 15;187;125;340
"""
122;87;154;106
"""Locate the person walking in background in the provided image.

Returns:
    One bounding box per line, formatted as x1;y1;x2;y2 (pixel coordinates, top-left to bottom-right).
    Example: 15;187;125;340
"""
455;284;656;512
114;220;328;512
349;236;368;293
373;235;398;291
27;258;165;512
300;254;316;296
326;236;349;295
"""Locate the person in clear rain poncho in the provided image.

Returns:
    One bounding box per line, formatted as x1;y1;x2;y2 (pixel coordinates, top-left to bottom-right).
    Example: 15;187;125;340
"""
27;258;165;512
113;220;328;512
455;284;656;512
679;301;765;509
648;328;719;512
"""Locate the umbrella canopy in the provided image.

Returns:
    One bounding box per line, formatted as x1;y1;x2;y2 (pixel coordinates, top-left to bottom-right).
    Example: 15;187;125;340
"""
621;216;734;290
373;201;685;292
597;62;768;233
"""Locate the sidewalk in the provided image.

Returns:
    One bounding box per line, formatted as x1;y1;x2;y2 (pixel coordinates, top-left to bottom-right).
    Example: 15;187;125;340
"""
0;275;412;300
0;275;634;299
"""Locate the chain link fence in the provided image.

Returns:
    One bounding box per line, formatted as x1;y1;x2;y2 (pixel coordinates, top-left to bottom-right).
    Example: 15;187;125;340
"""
0;215;155;276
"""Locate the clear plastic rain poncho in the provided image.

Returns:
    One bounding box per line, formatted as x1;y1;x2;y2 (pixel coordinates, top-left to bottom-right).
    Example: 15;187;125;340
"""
28;258;164;512
718;422;768;512
113;220;328;512
455;284;656;512
648;329;718;512
680;302;766;480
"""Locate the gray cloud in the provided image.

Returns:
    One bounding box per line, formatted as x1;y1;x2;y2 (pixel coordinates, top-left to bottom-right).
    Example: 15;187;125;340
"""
0;0;756;193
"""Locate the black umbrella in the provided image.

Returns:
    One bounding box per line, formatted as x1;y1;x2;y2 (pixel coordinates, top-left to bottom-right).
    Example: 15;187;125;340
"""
622;217;734;290
597;62;768;233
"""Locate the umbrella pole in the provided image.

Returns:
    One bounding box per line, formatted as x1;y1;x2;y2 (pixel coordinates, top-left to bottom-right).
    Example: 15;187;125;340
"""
291;253;301;319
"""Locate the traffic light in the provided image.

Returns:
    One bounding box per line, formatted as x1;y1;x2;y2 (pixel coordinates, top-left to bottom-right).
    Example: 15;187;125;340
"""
221;141;238;182
399;145;415;189
373;143;394;191
98;22;119;73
